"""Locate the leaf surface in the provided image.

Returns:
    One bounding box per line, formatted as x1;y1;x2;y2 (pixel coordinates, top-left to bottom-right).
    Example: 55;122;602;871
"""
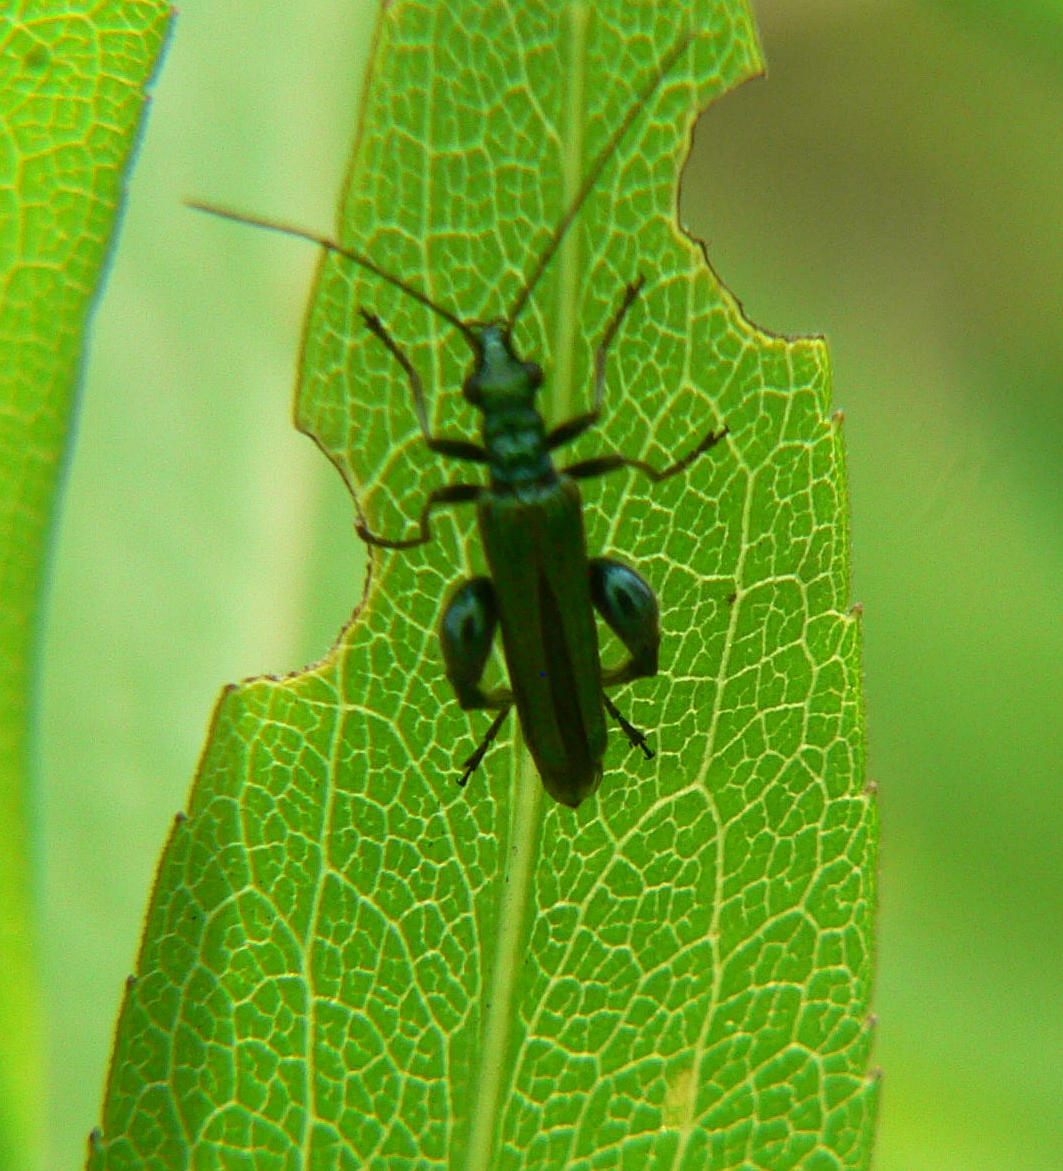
91;2;878;1168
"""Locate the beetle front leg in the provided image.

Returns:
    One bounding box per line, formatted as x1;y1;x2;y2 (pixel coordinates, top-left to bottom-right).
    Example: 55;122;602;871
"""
545;275;646;452
439;577;514;786
361;310;488;463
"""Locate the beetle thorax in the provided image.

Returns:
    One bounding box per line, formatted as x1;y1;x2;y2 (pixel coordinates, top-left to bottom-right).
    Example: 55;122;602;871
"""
465;325;555;493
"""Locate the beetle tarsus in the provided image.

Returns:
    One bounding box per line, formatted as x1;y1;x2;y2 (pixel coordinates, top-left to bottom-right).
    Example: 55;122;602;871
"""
457;704;513;787
603;694;654;759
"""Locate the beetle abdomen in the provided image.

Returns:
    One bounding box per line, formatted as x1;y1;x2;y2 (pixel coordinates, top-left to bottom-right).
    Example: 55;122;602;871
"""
477;479;606;807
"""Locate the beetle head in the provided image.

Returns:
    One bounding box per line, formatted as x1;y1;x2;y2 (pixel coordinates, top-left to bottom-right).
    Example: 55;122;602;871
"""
462;322;543;413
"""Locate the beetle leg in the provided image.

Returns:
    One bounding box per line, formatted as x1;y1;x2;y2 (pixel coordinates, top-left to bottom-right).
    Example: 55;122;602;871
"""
545;276;646;451
360;310;489;463
589;558;660;759
440;577;514;786
357;482;481;549
458;706;513;787
603;694;654;760
589;558;660;684
562;423;728;486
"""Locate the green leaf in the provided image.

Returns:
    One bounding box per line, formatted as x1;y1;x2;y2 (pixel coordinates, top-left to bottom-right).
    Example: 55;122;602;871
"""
90;1;878;1168
0;5;170;1170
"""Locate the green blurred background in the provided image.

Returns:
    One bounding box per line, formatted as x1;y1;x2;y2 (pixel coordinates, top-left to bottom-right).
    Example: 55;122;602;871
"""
39;1;1063;1168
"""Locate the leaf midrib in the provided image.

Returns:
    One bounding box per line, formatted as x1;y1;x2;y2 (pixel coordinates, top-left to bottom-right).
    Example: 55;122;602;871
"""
464;12;594;1161
465;754;544;1169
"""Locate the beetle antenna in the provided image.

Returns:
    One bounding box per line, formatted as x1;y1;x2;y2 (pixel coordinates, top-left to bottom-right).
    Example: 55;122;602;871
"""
505;29;697;333
186;200;480;349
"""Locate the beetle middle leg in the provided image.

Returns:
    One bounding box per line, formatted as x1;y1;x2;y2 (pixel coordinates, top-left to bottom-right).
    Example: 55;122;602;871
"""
561;423;728;489
356;481;481;549
439;576;514;786
546;274;729;482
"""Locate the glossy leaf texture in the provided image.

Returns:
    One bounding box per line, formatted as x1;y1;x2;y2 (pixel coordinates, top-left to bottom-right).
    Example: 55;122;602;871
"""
90;1;878;1168
0;5;170;1170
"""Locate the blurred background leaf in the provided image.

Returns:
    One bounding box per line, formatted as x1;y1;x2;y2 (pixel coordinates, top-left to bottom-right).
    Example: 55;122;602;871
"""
39;0;1062;1169
35;4;371;1167
0;4;170;1170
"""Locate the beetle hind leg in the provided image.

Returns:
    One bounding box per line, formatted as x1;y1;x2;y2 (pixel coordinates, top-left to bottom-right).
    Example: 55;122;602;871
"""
589;558;660;686
590;557;661;759
603;694;654;760
458;706;513;787
440;576;513;787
